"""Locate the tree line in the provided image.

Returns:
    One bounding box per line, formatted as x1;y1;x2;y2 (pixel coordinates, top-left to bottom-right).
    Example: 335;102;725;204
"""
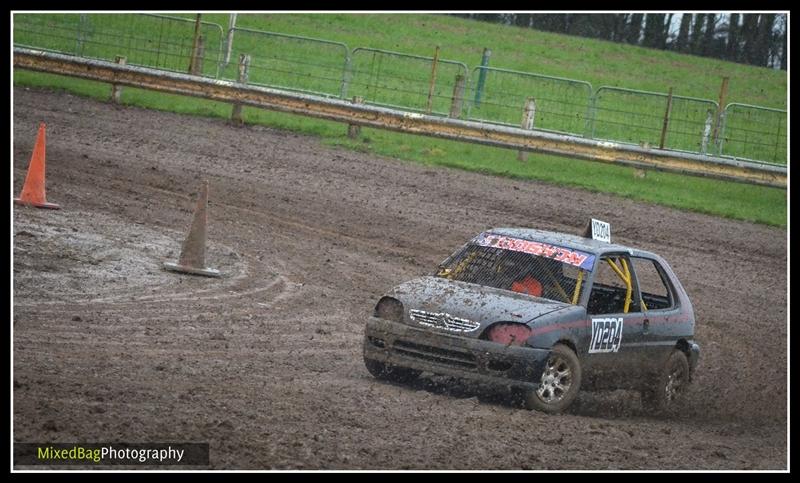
453;13;787;70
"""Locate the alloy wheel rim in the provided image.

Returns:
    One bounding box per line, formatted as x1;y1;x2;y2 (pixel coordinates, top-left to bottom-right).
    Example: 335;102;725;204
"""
536;355;572;404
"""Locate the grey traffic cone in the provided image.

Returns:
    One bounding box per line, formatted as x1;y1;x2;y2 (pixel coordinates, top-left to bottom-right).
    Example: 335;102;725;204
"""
163;180;221;277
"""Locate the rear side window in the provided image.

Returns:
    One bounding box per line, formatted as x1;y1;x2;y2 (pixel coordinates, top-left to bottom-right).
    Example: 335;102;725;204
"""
631;257;675;311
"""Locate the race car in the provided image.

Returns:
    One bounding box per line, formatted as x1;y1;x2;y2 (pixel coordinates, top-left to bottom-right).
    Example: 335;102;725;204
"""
363;221;700;413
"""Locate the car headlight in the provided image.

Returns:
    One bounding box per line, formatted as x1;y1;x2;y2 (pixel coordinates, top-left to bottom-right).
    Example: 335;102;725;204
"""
374;296;404;323
484;323;532;346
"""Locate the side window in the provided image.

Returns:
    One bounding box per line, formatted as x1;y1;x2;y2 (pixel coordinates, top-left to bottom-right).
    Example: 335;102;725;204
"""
587;255;640;315
631;257;675;311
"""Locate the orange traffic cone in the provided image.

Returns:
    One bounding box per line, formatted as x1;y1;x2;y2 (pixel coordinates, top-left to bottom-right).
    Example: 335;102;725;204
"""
14;123;60;209
163;180;221;278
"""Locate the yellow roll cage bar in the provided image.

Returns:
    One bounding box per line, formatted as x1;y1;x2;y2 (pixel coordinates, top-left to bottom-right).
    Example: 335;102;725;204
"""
571;270;584;305
605;257;633;313
600;256;647;313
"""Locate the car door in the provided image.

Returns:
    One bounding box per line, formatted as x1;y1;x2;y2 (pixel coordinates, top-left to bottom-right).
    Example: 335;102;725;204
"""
583;253;647;389
629;255;683;379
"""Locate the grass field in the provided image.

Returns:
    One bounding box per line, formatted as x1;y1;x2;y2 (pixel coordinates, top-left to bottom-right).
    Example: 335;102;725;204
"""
12;13;787;227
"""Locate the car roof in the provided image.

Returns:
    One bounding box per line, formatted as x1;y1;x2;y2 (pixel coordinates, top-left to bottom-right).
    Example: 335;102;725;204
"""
485;227;655;258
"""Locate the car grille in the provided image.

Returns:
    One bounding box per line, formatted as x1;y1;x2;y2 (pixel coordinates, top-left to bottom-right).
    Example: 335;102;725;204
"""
393;340;477;369
409;309;480;333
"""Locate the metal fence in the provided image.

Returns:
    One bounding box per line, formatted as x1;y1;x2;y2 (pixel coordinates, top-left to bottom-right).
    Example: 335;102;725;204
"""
466;67;594;136
13;13;787;165
219;27;349;98
14;14;224;78
719;103;788;165
591;87;719;154
15;47;786;188
348;48;469;116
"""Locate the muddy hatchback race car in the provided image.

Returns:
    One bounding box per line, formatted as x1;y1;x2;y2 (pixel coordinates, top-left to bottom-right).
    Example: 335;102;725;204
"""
363;222;700;413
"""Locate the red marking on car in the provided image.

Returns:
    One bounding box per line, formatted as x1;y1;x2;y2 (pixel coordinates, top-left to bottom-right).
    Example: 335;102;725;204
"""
486;323;532;346
529;319;589;337
477;233;591;268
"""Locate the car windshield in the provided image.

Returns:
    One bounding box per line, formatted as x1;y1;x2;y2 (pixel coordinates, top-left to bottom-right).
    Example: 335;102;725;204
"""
435;233;595;304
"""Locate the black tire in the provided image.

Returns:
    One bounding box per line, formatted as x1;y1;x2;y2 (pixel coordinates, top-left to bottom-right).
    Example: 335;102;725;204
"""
524;343;582;414
364;358;421;384
641;350;690;414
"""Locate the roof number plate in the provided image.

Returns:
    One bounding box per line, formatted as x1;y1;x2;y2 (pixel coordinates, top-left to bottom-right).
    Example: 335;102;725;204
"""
590;218;611;243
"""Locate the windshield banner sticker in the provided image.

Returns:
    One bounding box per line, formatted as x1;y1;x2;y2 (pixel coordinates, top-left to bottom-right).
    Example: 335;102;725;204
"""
589;317;624;353
475;233;595;270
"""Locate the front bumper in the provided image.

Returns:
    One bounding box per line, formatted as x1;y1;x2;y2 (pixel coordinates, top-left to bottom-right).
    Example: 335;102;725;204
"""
363;317;552;391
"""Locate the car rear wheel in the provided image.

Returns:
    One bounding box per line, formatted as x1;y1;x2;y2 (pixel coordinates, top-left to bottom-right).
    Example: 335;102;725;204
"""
364;358;421;384
524;343;582;413
641;349;690;413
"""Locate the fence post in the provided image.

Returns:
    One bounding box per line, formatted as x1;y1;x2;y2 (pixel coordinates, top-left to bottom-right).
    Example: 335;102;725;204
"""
340;53;352;99
517;97;536;162
449;74;466;119
473;48;491;108
75;14;89;57
230;54;250;125
188;14;203;74
223;13;237;66
659;87;673;150
711;76;729;152
717;107;728;156
426;46;441;114
772;112;782;162
701;109;713;154
110;56;127;104
587;90;598;139
193;36;206;75
347;96;364;139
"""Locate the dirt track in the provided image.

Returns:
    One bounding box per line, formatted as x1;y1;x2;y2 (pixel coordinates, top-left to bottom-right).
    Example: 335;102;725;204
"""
13;88;787;470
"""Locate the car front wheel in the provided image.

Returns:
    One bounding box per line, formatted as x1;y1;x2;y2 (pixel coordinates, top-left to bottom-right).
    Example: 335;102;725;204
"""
364;358;421;384
641;349;690;413
524;343;582;413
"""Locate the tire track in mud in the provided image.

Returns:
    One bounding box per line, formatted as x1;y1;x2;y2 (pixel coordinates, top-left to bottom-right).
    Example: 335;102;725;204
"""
16;99;785;426
13;88;787;469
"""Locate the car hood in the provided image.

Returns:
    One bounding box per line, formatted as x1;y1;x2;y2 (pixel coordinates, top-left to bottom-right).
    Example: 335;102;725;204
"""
387;276;573;337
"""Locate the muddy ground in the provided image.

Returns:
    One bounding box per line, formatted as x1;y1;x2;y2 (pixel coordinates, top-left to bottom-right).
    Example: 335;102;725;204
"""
12;88;787;470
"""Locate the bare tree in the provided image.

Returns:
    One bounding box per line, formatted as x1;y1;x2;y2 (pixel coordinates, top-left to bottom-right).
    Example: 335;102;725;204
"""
611;14;628;42
475;13;501;23
690;14;706;54
755;13;776;67
780;16;787;70
675;13;692;52
726;13;740;61
702;14;716;56
662;13;675;48
514;13;532;28
567;14;595;37
741;13;760;64
453;12;787;69
643;13;665;48
595;14;619;40
626;13;644;44
530;14;568;33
